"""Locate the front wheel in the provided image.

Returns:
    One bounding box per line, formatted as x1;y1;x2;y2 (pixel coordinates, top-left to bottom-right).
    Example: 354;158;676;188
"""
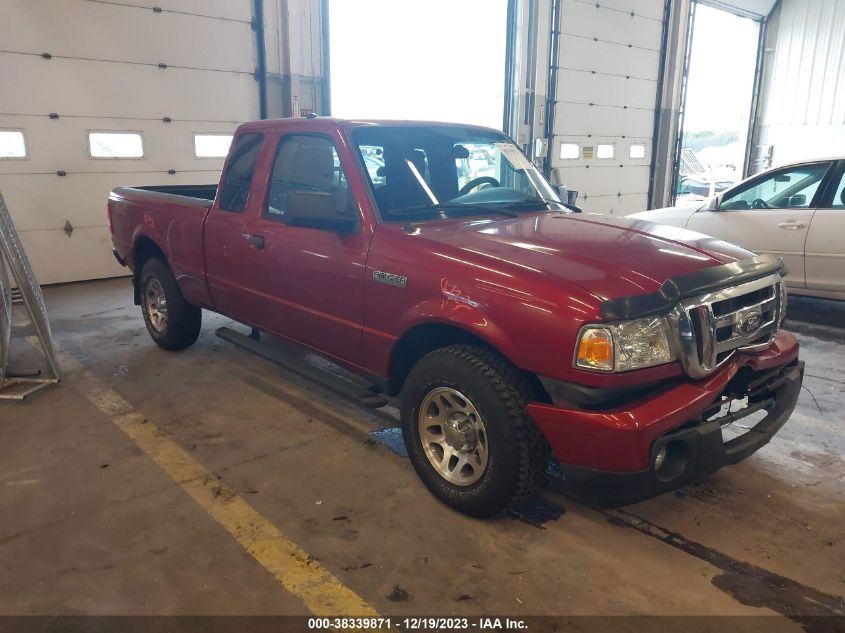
139;258;201;351
400;345;547;517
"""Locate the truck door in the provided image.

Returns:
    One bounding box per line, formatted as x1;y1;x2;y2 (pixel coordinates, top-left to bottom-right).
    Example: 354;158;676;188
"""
238;131;371;366
204;132;269;326
686;162;833;291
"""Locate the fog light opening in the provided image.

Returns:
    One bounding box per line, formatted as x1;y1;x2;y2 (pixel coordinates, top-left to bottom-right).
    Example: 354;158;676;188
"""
654;440;690;482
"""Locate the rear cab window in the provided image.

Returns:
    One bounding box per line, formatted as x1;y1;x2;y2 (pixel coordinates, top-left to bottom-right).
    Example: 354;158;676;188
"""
218;133;265;212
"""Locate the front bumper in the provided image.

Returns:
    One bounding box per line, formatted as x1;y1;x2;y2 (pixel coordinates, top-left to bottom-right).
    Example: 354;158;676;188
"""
528;331;802;486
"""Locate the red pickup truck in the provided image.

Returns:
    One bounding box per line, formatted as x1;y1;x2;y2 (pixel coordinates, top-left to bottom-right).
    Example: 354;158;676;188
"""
109;117;803;517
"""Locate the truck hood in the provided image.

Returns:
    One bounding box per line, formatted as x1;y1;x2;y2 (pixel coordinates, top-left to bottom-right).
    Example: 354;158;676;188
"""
411;212;754;302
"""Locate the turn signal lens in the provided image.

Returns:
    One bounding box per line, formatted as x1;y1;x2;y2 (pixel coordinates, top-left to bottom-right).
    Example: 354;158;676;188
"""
576;327;614;371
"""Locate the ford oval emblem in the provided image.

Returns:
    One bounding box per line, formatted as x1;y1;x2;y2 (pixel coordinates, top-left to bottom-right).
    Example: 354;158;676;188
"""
738;309;763;336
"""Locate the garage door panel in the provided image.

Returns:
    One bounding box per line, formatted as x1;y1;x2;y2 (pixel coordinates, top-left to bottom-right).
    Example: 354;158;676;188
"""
3;0;254;71
552;102;654;138
556;69;657;111
559;37;660;79
159;0;254;21
578;193;649;215
17;226;125;286
563;1;664;50
554;164;651;194
572;0;665;21
0;117;233;174
0;170;221;233
0;57;257;122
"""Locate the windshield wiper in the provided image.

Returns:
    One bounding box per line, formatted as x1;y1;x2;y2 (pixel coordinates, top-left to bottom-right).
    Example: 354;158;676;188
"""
385;202;519;219
498;198;585;213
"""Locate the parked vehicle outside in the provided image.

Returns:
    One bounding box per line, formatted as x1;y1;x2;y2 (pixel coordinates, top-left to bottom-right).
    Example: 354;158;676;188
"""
109;117;804;517
630;158;845;301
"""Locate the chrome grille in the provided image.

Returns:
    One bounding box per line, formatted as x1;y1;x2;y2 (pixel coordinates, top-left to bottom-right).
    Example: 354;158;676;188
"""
671;273;783;378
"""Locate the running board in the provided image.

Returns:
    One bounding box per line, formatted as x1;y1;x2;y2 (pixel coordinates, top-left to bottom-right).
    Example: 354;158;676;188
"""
215;327;389;409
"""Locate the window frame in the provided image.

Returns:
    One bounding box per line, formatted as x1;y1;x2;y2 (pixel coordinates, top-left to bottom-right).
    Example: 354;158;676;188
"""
717;161;835;211
262;132;350;224
0;128;29;160
86;130;145;160
193;132;235;159
818;160;845;209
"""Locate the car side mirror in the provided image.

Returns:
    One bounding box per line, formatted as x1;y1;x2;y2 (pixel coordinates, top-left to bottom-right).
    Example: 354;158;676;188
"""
285;189;358;234
705;195;720;211
785;193;806;208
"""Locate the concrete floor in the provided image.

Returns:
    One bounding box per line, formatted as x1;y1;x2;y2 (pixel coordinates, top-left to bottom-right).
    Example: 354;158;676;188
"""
1;278;843;621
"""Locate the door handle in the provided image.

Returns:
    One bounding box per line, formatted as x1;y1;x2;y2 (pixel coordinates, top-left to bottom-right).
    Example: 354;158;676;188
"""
777;221;806;230
242;233;265;250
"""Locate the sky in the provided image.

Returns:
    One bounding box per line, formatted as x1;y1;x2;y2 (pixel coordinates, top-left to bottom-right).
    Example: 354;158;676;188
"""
328;0;508;130
683;4;761;134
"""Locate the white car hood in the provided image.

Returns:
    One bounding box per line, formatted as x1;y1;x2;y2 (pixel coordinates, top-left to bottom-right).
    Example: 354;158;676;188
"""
626;203;704;228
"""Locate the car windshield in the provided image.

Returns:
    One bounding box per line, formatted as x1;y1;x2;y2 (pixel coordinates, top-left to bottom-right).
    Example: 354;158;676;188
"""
352;125;563;221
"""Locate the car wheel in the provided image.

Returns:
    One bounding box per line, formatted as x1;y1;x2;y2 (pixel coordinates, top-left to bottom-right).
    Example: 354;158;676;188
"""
400;344;547;517
139;258;201;351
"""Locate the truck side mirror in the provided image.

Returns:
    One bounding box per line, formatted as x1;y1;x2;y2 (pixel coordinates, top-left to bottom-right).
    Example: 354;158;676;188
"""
554;185;582;213
284;189;358;234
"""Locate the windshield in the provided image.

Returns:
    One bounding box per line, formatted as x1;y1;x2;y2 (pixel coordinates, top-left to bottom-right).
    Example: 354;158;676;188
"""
352;125;562;221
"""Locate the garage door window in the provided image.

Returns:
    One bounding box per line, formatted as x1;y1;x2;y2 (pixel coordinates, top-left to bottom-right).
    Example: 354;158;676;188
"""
88;131;144;158
218;133;264;212
0;130;27;158
194;134;234;158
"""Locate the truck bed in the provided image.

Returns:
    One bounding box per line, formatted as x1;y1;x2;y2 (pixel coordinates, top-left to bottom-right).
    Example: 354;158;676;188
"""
109;185;216;309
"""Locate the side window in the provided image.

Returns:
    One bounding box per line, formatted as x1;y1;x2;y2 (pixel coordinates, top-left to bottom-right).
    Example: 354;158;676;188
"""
720;163;830;211
829;168;845;209
264;135;349;221
218;133;264;212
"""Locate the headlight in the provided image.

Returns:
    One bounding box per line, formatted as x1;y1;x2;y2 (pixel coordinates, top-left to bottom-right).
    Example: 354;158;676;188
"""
575;317;675;373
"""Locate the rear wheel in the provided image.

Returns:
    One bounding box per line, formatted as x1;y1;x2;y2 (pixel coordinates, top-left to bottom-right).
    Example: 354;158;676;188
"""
139;258;201;350
400;345;547;517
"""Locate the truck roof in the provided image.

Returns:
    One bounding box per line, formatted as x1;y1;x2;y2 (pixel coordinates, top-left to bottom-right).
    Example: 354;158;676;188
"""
235;116;504;135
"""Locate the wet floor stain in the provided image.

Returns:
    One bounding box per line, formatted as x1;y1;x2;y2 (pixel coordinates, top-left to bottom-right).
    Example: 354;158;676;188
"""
509;495;566;528
370;428;566;527
606;509;845;628
370;427;407;457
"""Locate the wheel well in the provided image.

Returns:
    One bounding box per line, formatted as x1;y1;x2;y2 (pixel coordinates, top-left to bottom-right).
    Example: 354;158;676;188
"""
132;237;166;304
387;322;548;401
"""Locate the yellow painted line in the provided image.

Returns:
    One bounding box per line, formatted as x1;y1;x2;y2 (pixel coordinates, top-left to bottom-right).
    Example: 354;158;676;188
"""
37;339;378;617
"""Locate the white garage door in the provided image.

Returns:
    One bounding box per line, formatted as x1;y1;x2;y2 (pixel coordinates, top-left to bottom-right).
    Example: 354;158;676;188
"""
550;0;667;215
0;0;260;284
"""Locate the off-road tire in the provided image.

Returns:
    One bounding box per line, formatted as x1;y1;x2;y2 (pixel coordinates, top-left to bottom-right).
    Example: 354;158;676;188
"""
139;257;201;351
400;344;548;517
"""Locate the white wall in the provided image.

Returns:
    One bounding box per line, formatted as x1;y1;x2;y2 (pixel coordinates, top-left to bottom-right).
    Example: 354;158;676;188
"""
753;0;845;170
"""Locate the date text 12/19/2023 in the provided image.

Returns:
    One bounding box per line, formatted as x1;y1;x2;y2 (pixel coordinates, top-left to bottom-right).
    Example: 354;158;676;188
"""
308;617;528;630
